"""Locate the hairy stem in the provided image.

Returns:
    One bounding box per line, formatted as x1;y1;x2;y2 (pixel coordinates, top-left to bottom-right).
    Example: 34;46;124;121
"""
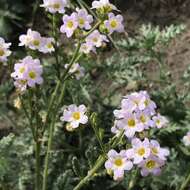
179;171;190;190
35;140;41;190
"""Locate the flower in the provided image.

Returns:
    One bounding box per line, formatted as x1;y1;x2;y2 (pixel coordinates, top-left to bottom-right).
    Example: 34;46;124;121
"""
60;13;78;38
104;13;124;34
116;113;144;138
60;104;88;129
152;113;168;128
80;42;96;54
126;138;151;164
0;37;11;63
150;140;170;160
182;131;190;146
19;29;43;50
76;8;93;30
85;30;108;48
41;0;68;14
105;149;133;181
40;37;55;53
64;63;85;80
11;56;43;91
138;156;165;176
92;0;118;12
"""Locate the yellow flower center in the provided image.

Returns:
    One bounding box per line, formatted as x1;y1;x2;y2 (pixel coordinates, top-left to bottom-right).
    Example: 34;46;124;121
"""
28;71;36;79
67;21;74;28
145;160;156;169
156;119;160;125
0;48;5;56
47;43;53;49
33;40;40;46
93;37;98;42
79;18;85;25
110;19;118;28
140;115;146;123
137;148;145;156
72;112;80;120
19;67;25;73
144;99;149;106
151;147;158;155
128;119;135;127
114;158;123;167
53;3;60;9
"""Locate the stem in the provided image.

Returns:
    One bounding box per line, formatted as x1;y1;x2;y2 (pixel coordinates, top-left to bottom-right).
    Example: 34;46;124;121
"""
73;130;124;190
35;140;41;190
74;155;106;190
128;168;138;190
179;171;190;190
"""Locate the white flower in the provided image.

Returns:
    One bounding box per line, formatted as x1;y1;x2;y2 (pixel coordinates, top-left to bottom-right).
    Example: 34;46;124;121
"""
92;0;118;11
60;104;88;129
64;63;85;80
41;0;69;14
105;149;133;181
182;131;190;146
0;37;11;62
152;113;168;128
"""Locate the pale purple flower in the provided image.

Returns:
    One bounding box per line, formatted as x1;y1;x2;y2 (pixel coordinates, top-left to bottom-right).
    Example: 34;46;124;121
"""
182;131;190;146
60;13;78;38
150;140;170;160
64;63;85;80
80;42;96;54
85;30;108;48
76;8;93;30
0;37;11;62
11;56;43;90
152;113;168;128
138;156;165;177
19;29;43;50
104;13;124;34
126;138;151;164
136;110;154;129
60;104;88;129
39;37;55;53
40;0;68;14
105;149;133;181
116;113;144;138
92;0;118;11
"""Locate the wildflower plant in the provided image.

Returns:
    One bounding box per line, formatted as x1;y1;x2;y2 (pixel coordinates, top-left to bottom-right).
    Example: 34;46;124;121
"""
1;1;189;190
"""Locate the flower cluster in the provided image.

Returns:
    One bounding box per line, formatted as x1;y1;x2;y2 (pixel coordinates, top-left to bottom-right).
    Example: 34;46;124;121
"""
60;8;93;38
19;29;55;53
64;63;85;80
0;37;11;63
11;56;43;91
112;91;168;139
126;138;169;176
182;131;190;146
41;0;69;14
105;91;170;181
60;104;88;131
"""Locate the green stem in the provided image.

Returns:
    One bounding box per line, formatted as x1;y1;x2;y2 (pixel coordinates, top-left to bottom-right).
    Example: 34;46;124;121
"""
73;130;124;190
73;155;106;190
35;139;41;190
128;168;138;190
179;171;190;190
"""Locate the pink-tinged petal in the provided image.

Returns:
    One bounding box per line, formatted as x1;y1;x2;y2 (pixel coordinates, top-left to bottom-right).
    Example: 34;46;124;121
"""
124;161;133;170
78;104;87;112
80;115;88;124
108;149;118;158
125;149;134;159
134;156;143;164
113;169;124;181
131;138;141;147
141;168;149;176
105;160;113;169
125;129;135;138
70;120;79;128
152;168;161;176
